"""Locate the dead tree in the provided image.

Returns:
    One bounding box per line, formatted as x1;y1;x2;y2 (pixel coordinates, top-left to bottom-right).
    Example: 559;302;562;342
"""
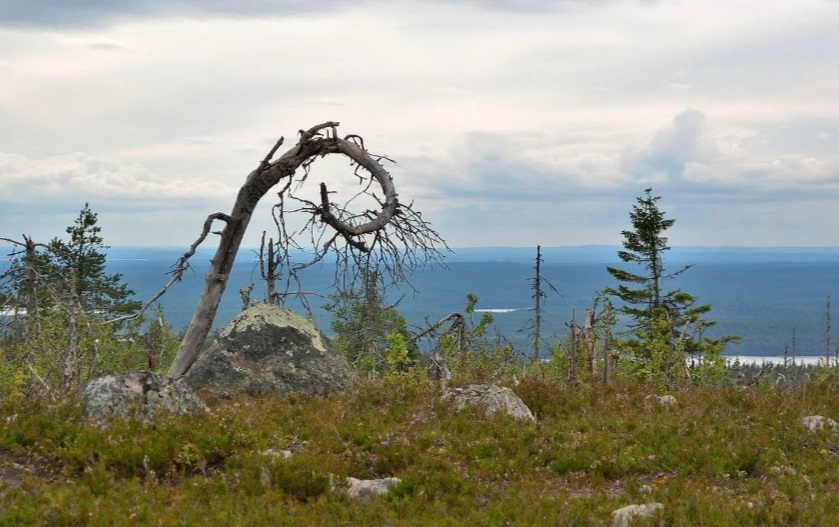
526;245;559;363
583;307;596;378
0;235;54;342
567;311;579;384
601;301;614;384
259;231;281;304
167;122;445;378
826;294;832;365
412;312;465;391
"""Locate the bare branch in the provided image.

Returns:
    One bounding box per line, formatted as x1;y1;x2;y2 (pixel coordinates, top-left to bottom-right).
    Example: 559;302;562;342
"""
168;122;447;379
103;212;231;325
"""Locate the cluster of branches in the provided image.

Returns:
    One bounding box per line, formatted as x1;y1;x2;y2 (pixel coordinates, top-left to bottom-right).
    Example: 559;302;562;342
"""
165;122;448;378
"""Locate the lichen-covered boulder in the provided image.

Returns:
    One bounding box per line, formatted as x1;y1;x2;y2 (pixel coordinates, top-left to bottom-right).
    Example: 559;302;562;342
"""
181;303;355;397
445;384;535;421
82;370;206;424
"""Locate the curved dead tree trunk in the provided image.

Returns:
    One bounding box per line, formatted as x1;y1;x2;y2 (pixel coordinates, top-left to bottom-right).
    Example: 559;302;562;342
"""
168;122;406;379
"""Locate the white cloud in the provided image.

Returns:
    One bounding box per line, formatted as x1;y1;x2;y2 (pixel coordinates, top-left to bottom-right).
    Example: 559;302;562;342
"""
1;0;839;247
0;152;235;211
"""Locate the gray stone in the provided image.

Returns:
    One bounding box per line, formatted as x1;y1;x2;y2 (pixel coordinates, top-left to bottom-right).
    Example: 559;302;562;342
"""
645;394;677;407
346;477;401;500
82;370;206;424
446;384;535;421
181;303;355;397
801;415;838;432
611;503;664;527
657;394;677;407
262;448;293;459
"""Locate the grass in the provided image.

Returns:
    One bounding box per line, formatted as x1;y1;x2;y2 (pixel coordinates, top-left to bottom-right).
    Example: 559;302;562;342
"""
2;373;839;526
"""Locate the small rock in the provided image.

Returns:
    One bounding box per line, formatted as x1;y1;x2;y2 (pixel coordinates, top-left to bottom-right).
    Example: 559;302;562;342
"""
770;465;797;476
646;394;676;407
657;395;677;407
262;448;293;459
801;415;838;432
611;503;664;527
346;477;401;501
445;384;535;421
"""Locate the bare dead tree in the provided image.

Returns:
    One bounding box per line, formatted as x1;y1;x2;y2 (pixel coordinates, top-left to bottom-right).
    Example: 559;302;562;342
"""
524;245;559;363
826;294;832;365
61;268;80;393
412;312;464;392
0;235;53;341
602;301;614;384
567;311;579;384
533;245;543;362
583;307;596;378
258;231;281;304
239;284;254;311
167;122;446;378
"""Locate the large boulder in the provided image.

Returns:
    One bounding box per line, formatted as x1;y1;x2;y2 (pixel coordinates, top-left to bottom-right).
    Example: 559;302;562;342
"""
181;303;355;397
445;384;535;421
82;370;206;424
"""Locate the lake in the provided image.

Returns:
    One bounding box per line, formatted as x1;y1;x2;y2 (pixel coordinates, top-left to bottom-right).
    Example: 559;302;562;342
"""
3;245;839;359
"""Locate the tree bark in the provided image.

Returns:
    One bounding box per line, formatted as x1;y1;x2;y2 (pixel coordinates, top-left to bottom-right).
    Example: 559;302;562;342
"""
22;236;38;343
568;313;578;384
584;308;595;378
167;122;400;378
533;245;542;363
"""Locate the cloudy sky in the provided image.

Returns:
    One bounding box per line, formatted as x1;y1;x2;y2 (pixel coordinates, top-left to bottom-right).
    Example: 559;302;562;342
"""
1;0;838;249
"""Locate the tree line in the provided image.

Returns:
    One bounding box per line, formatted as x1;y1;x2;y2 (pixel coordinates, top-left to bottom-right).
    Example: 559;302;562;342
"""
0;187;738;398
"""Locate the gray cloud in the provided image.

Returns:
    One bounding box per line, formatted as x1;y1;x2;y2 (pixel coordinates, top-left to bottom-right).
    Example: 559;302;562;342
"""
2;1;839;247
0;1;354;27
0;0;599;28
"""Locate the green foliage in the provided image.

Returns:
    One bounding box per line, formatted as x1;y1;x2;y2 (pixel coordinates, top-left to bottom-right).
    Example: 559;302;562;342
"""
0;205;179;397
606;189;709;330
434;294;523;383
4;377;839;525
324;279;419;375
605;189;734;386
5;203;141;318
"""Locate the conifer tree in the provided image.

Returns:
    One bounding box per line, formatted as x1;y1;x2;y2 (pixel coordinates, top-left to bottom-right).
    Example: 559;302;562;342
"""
605;188;709;332
6;203;141;318
46;203;141;317
606;189;729;383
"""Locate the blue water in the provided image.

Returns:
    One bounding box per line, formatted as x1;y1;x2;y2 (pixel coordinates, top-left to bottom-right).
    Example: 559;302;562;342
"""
4;246;839;358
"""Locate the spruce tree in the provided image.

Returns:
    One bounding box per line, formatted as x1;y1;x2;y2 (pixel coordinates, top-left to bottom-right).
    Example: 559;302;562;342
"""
606;189;727;381
605;188;709;329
